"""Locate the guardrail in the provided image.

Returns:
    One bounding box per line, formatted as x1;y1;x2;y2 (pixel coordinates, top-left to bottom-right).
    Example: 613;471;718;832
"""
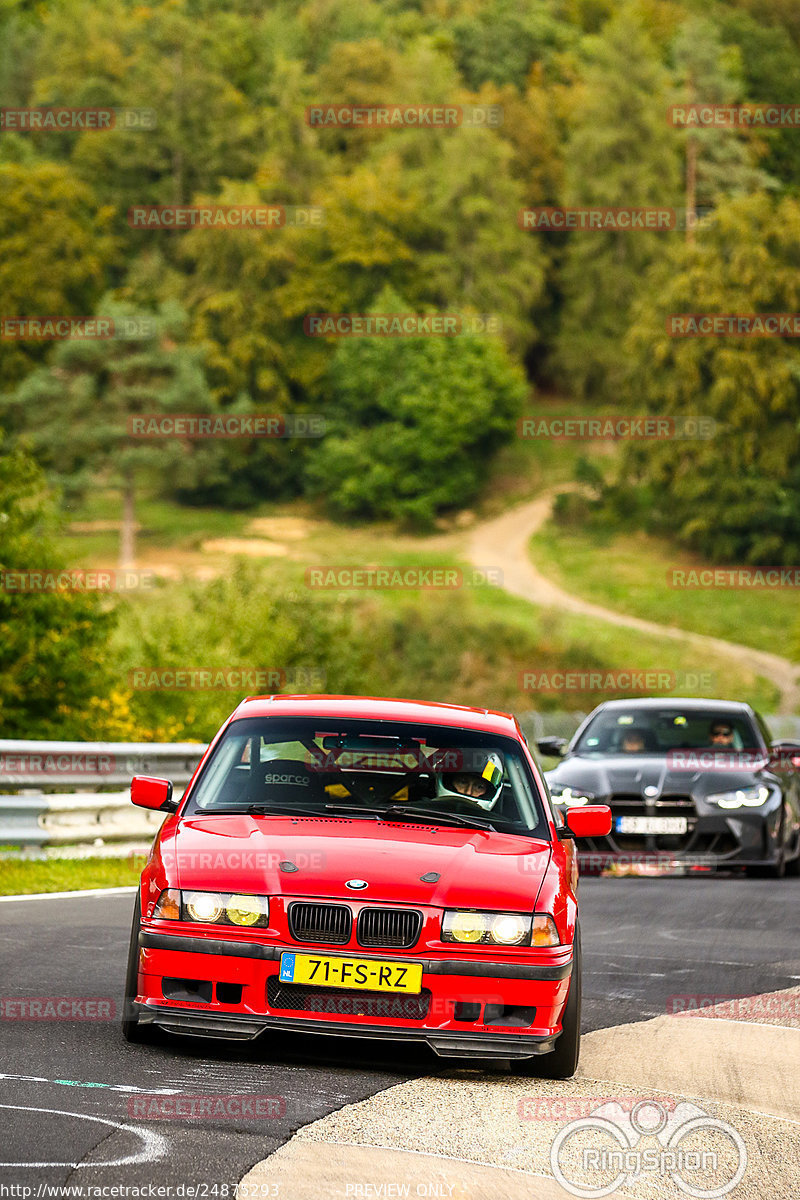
0;739;207;856
3;710;797;856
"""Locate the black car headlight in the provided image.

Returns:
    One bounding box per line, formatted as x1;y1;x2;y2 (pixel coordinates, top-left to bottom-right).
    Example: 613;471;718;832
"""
549;785;597;807
153;889;269;927
706;785;772;810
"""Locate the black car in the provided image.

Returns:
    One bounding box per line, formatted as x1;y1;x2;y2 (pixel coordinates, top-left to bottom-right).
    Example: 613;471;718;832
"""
538;699;800;878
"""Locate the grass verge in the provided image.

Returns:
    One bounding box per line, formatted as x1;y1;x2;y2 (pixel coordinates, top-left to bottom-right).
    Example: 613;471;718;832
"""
530;520;799;660
0;856;141;896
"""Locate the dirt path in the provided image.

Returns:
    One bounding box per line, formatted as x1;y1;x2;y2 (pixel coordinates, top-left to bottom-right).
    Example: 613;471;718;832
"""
465;489;800;714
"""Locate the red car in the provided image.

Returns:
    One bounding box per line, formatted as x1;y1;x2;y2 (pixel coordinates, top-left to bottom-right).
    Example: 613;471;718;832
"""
122;695;610;1078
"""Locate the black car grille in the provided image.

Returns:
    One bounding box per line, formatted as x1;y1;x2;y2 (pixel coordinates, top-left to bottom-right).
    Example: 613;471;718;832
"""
357;907;422;949
267;977;431;1020
609;793;696;814
288;902;351;944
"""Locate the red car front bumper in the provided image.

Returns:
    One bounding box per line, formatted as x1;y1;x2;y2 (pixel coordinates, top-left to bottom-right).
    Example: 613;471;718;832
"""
134;927;573;1059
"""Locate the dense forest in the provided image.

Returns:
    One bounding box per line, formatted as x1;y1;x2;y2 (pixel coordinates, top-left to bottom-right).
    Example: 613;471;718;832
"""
2;0;799;559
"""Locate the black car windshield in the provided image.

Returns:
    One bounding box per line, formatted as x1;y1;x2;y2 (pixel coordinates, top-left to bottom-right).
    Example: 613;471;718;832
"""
572;708;762;756
188;716;548;837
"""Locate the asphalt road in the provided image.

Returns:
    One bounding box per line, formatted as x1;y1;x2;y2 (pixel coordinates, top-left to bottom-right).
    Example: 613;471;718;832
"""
1;877;798;1192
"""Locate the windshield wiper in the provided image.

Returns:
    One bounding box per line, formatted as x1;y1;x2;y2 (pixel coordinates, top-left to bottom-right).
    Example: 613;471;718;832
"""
246;803;339;819
380;804;499;831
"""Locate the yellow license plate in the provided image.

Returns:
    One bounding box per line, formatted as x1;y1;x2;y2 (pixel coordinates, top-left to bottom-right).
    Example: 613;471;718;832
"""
279;952;423;994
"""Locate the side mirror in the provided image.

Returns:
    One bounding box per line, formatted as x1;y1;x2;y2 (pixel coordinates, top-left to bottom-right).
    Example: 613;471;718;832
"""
558;804;612;840
770;742;800;771
131;775;178;812
537;736;568;758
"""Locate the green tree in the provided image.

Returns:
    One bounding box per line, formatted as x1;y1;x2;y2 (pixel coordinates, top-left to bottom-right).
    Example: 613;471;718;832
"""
552;9;682;402
304;287;528;526
671;17;774;240
618;192;800;564
0;439;114;737
3;299;211;565
0;163;117;389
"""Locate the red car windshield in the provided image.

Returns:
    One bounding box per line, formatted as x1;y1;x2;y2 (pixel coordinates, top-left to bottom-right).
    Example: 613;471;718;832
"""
188;717;548;837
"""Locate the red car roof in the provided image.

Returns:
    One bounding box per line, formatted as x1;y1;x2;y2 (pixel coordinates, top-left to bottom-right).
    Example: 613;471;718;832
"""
229;694;522;738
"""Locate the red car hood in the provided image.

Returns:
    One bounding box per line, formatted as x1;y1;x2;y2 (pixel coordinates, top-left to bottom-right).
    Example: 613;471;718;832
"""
165;814;552;910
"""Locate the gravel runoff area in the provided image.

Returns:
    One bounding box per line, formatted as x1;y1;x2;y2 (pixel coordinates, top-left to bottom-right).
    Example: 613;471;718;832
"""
239;990;800;1200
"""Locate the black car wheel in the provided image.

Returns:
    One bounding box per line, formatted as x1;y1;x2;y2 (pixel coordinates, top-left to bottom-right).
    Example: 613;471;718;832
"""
121;892;155;1043
515;927;582;1080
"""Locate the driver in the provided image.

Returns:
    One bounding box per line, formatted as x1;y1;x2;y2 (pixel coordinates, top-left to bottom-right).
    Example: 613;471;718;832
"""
435;752;504;811
708;720;735;746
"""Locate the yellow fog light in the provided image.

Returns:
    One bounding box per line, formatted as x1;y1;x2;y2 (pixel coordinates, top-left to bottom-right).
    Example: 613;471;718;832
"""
226;894;267;927
446;912;486;943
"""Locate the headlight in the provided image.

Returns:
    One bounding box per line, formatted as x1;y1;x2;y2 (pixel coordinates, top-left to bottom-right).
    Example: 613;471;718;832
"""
706;785;771;810
157;890;270;927
550;786;596;807
442;910;559;947
184;891;225;923
225;894;268;926
152;888;180;920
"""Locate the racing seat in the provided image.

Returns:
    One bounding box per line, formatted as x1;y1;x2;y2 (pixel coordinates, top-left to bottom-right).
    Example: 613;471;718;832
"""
244;758;325;807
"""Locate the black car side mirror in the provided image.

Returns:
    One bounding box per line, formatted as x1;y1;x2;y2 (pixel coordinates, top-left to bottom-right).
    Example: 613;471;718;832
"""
537;736;568;758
